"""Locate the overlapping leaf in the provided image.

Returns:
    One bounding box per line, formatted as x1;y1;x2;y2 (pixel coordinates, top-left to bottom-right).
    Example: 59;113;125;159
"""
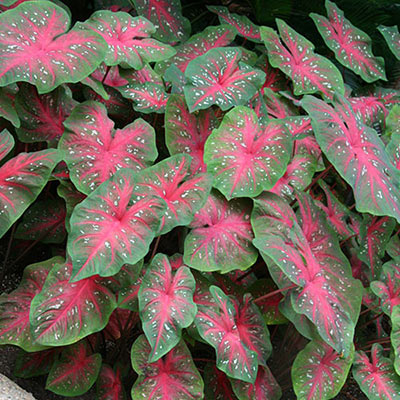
252;192;362;356
302;94;400;223
184;47;265;112
0;1;106;93
207;6;261;43
60;101;157;194
30;260;116;346
353;344;400;400
155;25;236;74
292;340;354;400
15;84;76;146
0;148;60;239
0;257;62;351
46;341;101;396
80;11;175;69
261;19;344;99
195;286;271;383
204;106;291;199
165;94;218;174
131;335;204;399
135;155;211;234
130;0;190;43
68;169;165;281
183;191;258;273
0;86;20;127
0;129;14;161
14;348;59;378
311;0;386;82
139;254;197;362
203;362;236;400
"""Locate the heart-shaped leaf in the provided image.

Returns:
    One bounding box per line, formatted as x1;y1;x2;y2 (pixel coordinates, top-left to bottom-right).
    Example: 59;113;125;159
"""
204;105;291;199
46;341;101;396
311;1;386;82
353;344;400;400
79;11;175;69
207;6;261;43
0;257;62;351
0;1;107;93
184;47;265;112
303;94;400;223
131;335;204;399
183;191;258;273
165;94;218;174
261;19;344;99
204;362;236;400
135;155;211;234
30;260;117;346
139;254;197;362
155;25;236;75
195;286;271;383
0;128;14;162
60;101;157;194
292;340;354;400
68;169;165;281
0;87;20;127
15;84;76;146
0;149;60;239
252;192;362;356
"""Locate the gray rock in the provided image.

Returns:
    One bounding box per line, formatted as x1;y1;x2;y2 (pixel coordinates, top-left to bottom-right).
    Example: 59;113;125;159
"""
0;374;36;400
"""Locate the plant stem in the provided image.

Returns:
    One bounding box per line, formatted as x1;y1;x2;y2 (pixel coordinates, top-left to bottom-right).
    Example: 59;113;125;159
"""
150;236;161;261
254;284;296;304
101;65;111;84
358;312;384;330
359;303;381;316
1;223;16;273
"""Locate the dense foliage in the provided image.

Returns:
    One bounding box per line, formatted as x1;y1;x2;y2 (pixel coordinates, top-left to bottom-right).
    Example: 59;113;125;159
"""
0;0;399;398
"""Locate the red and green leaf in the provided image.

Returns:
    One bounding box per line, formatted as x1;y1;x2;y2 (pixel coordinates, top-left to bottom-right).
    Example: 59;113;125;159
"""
155;25;236;74
80;11;175;69
292;340;354;400
302;94;400;223
60;101;157;194
131;0;190;43
184;47;265;112
68;169;166;281
0;257;62;351
379;25;400;60
311;0;386;82
0;86;20;127
14;348;59;378
203;362;236;400
15;198;66;243
195;286;271;383
252;192;362;356
183;191;258;273
135;155;211;235
30;260;117;346
390;305;400;376
207;6;261;43
139;254;197;362
261;19;344;99
0;128;14;162
165;94;218;174
97;364;126;400
46;341;101;396
204;106;291;199
231;365;281;400
353;344;400;400
131;335;204;399
0;1;106;93
15;83;76;146
0;148;60;239
357;215;395;278
119;81;169;114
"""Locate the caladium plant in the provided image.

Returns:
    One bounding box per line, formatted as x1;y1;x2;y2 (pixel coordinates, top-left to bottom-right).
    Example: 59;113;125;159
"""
0;1;399;399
